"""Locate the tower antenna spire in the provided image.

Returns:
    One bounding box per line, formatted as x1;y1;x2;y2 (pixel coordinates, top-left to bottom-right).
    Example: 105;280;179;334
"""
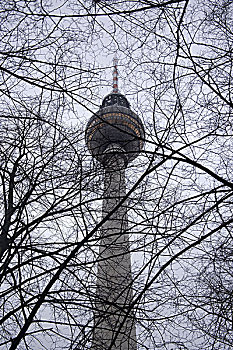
113;55;118;93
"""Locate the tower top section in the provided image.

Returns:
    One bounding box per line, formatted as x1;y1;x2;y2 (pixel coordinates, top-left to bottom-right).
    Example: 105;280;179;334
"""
85;59;144;167
101;92;130;109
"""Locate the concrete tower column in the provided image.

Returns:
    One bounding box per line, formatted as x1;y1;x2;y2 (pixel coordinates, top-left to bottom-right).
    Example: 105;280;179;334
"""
91;145;137;350
86;60;144;350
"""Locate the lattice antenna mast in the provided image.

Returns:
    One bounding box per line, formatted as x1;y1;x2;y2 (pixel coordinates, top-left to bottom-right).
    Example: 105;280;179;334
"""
113;56;118;93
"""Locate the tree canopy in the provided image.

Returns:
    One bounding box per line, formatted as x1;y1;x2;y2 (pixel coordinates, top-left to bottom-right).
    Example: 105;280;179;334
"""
0;1;232;349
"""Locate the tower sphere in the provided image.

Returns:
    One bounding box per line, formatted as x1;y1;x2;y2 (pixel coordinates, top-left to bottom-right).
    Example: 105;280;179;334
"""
85;92;145;165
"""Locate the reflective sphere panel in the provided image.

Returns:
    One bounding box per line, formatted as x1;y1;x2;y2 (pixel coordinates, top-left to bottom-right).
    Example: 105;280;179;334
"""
86;105;144;164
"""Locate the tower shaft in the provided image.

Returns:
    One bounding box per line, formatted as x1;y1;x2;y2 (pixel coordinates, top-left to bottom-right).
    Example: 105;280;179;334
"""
91;148;137;350
86;59;144;350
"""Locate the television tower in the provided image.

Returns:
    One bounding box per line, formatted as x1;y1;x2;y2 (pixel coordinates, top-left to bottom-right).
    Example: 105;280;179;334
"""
85;58;144;350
